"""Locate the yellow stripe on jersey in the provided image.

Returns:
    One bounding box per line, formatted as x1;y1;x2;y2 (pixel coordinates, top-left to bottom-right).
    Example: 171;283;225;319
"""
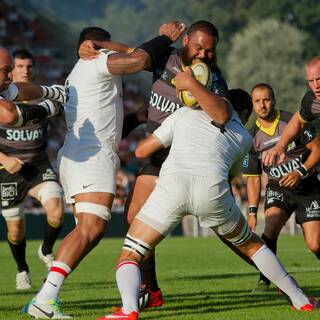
0;165;4;170
298;111;310;124
242;174;261;177
255;110;280;136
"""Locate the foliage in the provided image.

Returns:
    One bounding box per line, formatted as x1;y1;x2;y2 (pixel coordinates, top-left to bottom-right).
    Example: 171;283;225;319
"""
226;19;307;111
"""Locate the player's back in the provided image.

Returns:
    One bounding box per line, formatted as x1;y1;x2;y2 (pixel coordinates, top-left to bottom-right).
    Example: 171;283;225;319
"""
64;51;123;149
160;108;252;182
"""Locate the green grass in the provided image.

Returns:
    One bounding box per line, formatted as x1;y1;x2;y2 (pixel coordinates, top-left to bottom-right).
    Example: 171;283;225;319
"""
0;235;319;320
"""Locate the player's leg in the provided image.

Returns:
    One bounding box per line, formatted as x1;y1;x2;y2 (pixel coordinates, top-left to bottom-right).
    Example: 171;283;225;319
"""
100;176;184;319
5;207;32;290
301;220;320;259
254;205;289;291
215;211;317;311
124;168;163;308
23;191;112;319
28;181;64;268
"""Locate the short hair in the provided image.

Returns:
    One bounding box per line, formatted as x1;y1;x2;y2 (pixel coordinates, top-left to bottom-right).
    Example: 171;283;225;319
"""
251;83;275;101
12;49;35;66
77;26;111;54
187;20;219;42
229;88;253;115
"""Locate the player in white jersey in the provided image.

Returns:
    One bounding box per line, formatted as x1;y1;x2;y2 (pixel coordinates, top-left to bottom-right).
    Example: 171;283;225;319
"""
22;22;187;319
0;47;66;126
99;68;318;320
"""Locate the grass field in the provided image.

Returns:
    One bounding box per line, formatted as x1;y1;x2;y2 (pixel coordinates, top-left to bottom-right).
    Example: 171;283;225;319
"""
0;235;319;320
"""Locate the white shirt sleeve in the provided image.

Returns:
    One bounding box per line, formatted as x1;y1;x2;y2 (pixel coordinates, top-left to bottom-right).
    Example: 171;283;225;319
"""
153;107;188;148
1;83;19;101
95;50;117;76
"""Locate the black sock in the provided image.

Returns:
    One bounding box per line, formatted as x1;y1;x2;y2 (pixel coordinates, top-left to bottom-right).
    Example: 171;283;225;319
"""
140;253;159;291
41;220;62;255
315;252;320;260
7;236;28;272
259;234;278;284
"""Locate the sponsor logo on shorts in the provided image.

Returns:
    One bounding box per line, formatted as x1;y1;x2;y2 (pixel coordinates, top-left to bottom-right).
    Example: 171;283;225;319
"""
42;168;56;181
266;189;283;204
306;200;320;218
1;182;18;201
242;154;249;168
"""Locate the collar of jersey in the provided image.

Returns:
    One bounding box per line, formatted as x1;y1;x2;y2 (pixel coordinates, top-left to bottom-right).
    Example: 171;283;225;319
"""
255;110;280;136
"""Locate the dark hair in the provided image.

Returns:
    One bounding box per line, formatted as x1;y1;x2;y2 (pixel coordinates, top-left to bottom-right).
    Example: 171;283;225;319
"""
229;88;253;115
188;20;219;42
251;83;275;101
77;26;111;54
12;49;35;66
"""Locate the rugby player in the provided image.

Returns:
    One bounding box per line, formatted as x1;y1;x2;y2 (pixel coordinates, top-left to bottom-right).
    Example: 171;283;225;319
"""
123;20;230;309
243;83;320;291
0;49;64;289
22;22;188;319
99;69;318;320
0;47;66;126
263;56;320;166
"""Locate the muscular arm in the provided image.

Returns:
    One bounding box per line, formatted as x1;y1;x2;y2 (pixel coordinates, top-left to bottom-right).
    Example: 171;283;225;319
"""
135;134;164;159
175;67;231;125
107;49;151;75
246;176;261;207
14;82;44;102
188;78;231;124
0;99;18;124
303;136;320;171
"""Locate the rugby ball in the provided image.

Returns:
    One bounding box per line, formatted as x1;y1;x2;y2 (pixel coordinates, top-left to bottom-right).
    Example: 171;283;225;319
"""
179;60;212;107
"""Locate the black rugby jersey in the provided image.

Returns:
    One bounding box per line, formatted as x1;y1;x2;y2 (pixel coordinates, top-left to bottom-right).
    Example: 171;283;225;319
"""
299;91;320;122
146;47;229;166
146;47;229;133
0;120;48;163
242;110;316;186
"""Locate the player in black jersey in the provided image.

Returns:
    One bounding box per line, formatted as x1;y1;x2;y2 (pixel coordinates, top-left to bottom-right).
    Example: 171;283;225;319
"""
243;83;320;291
0;47;66;127
263;56;320;166
0;49;65;290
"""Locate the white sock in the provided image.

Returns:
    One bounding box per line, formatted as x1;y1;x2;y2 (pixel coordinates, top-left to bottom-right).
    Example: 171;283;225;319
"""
251;245;309;308
36;261;72;302
116;261;140;314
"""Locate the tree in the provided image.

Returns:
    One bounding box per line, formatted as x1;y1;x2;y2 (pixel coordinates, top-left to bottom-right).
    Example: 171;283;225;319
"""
226;19;307;112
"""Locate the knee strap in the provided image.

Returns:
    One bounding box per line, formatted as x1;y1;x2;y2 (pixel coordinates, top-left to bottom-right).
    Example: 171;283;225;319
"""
123;233;152;257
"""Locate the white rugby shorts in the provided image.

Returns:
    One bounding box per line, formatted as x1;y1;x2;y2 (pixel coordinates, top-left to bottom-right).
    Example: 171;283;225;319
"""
58;143;119;204
136;174;240;236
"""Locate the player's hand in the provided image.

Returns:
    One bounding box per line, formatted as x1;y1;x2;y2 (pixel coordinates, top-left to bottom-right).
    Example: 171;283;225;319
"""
279;171;302;188
247;215;257;232
2;156;24;174
174;67;194;97
78;40;99;60
159;21;187;43
262;145;286;167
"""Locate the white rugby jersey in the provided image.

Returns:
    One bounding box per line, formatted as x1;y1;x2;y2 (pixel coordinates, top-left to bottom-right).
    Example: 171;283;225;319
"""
153;107;252;182
64;50;123;150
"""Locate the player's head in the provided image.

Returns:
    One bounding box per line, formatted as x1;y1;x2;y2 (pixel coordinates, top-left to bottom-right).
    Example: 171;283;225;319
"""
229;88;253;124
251;83;276;121
12;49;35;83
77;27;111;57
306;56;320;100
181;20;219;66
0;47;13;93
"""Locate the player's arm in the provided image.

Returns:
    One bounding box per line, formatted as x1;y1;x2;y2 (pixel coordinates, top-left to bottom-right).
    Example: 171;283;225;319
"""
279;129;320;188
135;134;164;159
107;21;186;75
0;99;19;124
174;67;231;125
245;175;261;232
0;151;24;174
